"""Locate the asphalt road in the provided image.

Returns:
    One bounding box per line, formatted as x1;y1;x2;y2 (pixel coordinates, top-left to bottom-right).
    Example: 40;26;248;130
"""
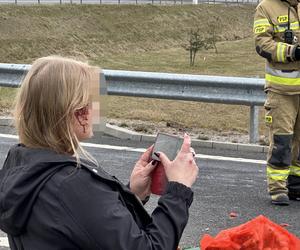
0;134;299;249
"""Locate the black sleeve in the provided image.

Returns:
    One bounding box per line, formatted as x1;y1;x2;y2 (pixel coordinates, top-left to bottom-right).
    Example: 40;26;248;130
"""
126;181;150;205
294;46;300;60
58;169;193;250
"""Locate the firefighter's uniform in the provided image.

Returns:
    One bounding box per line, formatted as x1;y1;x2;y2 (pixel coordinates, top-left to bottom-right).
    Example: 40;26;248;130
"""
254;0;300;204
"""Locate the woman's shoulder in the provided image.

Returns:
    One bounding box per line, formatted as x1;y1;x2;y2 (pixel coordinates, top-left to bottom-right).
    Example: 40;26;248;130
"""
53;163;120;196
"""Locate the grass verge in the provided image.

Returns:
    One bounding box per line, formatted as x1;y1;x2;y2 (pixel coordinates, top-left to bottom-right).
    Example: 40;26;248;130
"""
0;5;267;142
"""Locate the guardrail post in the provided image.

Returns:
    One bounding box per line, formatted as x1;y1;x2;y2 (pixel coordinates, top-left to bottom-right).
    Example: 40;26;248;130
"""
249;105;259;144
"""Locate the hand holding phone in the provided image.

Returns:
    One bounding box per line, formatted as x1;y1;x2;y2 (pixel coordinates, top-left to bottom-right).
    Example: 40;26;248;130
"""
151;133;183;195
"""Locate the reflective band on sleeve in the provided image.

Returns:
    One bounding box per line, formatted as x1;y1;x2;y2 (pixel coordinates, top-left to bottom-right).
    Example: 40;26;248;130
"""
274;25;286;33
267;166;290;181
290;21;300;30
276;42;286;63
266;74;300;86
253;19;271;34
274;22;300;33
290;165;300;177
254;18;271;27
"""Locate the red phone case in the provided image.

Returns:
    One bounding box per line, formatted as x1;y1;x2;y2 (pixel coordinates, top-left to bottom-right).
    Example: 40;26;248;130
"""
151;164;167;195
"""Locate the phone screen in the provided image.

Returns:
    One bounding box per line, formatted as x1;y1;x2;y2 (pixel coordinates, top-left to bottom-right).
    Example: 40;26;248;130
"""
151;133;183;161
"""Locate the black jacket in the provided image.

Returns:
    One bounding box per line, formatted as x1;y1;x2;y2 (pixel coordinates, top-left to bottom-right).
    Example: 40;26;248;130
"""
0;144;193;250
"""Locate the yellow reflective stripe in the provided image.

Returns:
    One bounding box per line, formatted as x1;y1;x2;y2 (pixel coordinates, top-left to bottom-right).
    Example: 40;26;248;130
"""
253;19;270;34
267;166;290;181
276;42;286;63
281;43;286;63
254;18;270;27
274;22;300;33
276;43;287;62
276;43;281;61
290;165;300;176
266;74;300;86
291;21;300;30
274;26;286;33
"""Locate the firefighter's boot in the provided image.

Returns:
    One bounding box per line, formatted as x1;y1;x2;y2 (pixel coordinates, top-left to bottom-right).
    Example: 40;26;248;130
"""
268;177;289;205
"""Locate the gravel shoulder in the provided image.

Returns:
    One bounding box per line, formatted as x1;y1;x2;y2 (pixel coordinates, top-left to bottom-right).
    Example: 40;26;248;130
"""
108;118;266;145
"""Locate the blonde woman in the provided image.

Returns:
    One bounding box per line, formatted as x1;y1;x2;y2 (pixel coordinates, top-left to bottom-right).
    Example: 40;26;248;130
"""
0;56;199;250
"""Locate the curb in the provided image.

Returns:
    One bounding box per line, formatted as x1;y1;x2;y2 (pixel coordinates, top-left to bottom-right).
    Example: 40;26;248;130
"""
105;124;269;153
0;117;13;127
0;117;269;153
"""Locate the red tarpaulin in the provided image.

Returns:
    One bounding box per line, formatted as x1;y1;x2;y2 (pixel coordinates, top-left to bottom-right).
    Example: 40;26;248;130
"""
200;215;300;250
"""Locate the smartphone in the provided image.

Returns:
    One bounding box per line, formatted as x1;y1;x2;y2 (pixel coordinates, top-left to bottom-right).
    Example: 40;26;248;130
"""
151;133;183;195
151;133;183;161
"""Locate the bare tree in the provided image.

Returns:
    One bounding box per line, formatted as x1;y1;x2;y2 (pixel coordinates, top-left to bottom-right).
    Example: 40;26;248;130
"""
182;29;212;66
206;17;221;54
206;32;218;54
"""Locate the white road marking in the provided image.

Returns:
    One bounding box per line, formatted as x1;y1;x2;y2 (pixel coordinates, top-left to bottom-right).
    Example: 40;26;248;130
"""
0;133;18;139
194;154;266;165
0;237;9;247
0;133;266;165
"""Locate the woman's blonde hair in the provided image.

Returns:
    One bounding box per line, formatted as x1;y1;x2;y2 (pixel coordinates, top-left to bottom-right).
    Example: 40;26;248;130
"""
14;56;97;162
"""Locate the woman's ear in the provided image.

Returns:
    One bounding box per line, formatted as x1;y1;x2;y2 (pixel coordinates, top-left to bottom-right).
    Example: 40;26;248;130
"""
75;106;89;124
73;105;93;139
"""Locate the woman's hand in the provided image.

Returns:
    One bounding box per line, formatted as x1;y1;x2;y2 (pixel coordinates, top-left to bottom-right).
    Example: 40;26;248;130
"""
129;145;157;201
157;133;199;188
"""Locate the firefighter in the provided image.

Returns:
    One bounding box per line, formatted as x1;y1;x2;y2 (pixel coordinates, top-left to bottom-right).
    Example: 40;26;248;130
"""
254;0;300;205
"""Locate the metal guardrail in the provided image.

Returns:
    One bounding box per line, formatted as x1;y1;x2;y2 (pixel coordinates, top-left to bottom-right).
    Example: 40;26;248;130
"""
0;63;265;143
